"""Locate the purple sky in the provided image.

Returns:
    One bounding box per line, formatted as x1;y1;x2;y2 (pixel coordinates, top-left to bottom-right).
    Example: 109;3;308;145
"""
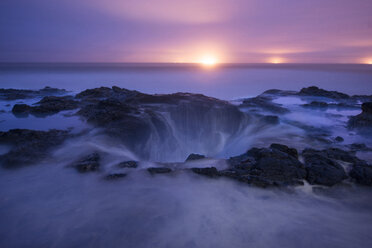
1;0;372;63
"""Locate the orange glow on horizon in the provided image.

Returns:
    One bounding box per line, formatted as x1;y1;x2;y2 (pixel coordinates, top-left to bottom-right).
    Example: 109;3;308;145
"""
269;57;284;64
199;55;218;67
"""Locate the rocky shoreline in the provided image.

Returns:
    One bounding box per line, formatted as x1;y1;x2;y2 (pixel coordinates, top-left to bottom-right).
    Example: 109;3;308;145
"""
1;85;372;189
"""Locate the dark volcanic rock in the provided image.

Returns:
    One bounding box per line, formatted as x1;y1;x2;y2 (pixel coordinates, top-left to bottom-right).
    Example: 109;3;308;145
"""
0;87;67;101
348;143;371;152
186;153;206;161
12;104;31;117
117;160;138;168
77;87;247;160
240;96;290;114
75;86;138;101
246;146;306;182
270;143;298;158
302;149;347;186
362;102;372;114
0;129;70;168
298;86;349;99
349;163;372;186
147;167;172;174
12;96;79;117
72;152;100;173
191;167;219;177
105;173;127;180
348;102;372;130
225;144;305;187
302;101;328;108
260;115;279;125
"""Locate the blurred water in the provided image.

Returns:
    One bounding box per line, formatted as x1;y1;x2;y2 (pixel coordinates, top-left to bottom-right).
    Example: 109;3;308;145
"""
1;63;372;248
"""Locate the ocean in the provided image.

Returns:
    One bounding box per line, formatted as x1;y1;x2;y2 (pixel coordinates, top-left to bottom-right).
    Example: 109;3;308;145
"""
1;63;372;99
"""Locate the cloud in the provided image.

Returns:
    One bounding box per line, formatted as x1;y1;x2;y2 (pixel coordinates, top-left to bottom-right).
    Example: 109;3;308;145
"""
86;0;237;24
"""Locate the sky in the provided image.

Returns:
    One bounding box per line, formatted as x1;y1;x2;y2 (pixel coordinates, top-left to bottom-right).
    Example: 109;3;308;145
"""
0;0;372;63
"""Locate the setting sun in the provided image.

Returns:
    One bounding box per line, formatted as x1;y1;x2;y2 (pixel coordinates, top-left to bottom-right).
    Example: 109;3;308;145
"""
269;57;284;64
199;56;218;66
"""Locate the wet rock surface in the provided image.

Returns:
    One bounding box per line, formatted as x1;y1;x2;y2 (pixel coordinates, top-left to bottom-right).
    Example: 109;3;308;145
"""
348;102;372;130
104;173;127;180
117;160;138;168
71;152;100;173
302;149;348;186
240;95;290;114
186;154;206;161
191;167;219;177
0;129;70;168
217;144;306;187
298;86;350;99
349;163;372;186
12;96;79;116
0;87;68;100
147;167;172;174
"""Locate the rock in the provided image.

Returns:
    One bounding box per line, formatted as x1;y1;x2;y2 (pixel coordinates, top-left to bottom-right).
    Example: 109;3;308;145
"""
270;143;298;158
349;163;372;186
77;87;247;160
240;96;290;114
321;148;360;163
147;167;172;174
0;87;67;101
12;96;79;117
0;129;70;168
298;86;349;99
302;149;347;186
72;152;100;173
348;102;372;130
75;86;138;101
260;115;279;125
191;167;219;177
12;104;31;117
105;173;127;180
117;160;138;168
347;143;371;152
34;96;79;113
225;144;305;187
334;136;344;143
186;153;206;161
246;146;306;182
302;101;328;108
362;102;372;114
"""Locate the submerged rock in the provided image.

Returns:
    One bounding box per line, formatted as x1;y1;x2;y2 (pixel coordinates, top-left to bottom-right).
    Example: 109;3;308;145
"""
117;160;138;168
240;96;290;114
302;149;347;186
147;167;172;174
298;86;350;99
105;173;127;180
349;163;372;186
186;153;206;161
0;129;70;168
225;144;305;187
72;152;100;173
348;102;372;130
0;87;68;101
12;96;79;117
191;167;219;177
302;101;329;108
